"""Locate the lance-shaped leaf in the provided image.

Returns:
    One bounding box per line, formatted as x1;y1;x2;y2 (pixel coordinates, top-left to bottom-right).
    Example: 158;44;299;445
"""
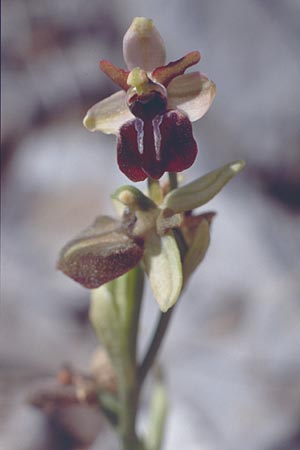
57;215;144;289
143;231;182;312
163;160;245;213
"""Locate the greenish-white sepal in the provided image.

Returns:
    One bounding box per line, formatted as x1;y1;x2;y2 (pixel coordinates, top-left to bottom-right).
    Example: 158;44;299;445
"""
143;231;182;312
163;160;245;213
83;90;134;135
183;219;210;283
167;72;216;123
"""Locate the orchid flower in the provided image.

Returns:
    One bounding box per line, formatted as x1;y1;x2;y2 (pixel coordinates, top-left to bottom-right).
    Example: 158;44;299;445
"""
83;17;216;181
57;161;244;312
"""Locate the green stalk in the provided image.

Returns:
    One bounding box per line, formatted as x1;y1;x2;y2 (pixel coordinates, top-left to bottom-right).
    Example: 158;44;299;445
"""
117;265;144;450
138;307;173;385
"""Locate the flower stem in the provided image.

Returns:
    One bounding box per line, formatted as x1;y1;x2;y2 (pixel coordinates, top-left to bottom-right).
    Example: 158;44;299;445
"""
118;370;140;450
138;306;174;385
117;266;144;450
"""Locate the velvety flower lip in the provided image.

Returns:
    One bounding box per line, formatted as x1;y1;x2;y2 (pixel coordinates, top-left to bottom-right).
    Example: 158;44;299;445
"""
83;17;216;181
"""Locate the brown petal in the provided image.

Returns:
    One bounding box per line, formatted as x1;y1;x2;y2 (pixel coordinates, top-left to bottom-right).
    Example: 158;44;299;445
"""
99;60;130;91
152;51;200;87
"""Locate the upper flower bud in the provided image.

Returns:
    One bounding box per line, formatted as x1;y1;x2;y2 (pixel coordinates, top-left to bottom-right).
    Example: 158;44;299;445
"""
123;17;166;72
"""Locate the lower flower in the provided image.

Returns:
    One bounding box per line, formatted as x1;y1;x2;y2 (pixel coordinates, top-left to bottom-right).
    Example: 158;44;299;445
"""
57;161;245;312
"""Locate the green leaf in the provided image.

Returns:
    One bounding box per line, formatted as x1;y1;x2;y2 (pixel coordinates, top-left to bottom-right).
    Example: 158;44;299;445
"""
89;266;144;381
163;160;245;213
143;231;182;312
57;215;144;289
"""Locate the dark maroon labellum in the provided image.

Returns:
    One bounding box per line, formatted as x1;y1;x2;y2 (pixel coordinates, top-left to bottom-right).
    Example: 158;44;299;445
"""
117;109;198;181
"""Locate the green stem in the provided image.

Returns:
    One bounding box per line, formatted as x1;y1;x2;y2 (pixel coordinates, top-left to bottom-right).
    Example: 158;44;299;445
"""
138;307;174;385
117;266;144;450
118;369;140;450
116;173;183;447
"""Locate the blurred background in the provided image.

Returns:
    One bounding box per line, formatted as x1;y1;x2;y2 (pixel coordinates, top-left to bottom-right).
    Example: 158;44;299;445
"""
1;0;300;449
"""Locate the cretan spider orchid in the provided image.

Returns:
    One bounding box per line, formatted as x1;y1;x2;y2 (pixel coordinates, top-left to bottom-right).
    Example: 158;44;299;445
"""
83;17;216;181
